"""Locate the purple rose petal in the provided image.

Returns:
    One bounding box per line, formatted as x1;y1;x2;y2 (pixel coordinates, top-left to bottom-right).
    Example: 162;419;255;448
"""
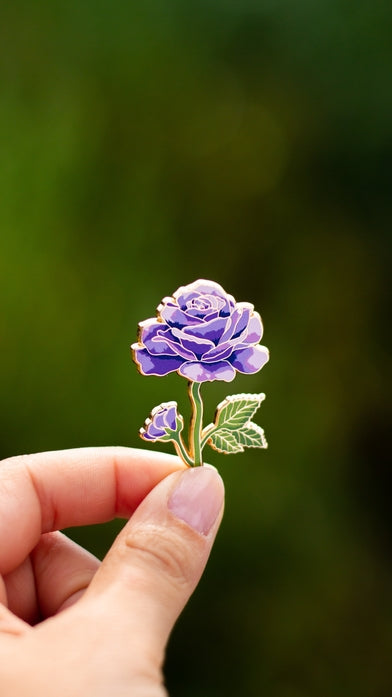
174;288;200;308
201;344;234;363
186;308;208;319
218;306;241;343
179;360;236;382
140;321;177;356
155;330;197;361
164;404;178;430
145;423;165;439
229;345;269;374
243;313;263;343
171;327;215;358
153;411;167;430
159;302;204;328
141;431;156;441
231;304;253;340
133;347;184;376
202;309;222;322
180;316;228;344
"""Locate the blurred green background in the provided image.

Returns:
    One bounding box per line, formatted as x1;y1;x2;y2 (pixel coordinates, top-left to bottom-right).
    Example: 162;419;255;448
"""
1;1;391;695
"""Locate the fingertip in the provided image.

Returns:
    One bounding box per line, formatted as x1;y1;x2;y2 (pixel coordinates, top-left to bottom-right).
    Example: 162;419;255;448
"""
167;466;224;536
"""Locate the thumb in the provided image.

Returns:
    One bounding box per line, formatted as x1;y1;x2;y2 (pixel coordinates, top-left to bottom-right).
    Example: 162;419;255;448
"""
84;465;224;666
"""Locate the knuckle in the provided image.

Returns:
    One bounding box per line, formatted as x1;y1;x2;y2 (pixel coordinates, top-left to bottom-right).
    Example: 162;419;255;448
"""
123;524;200;590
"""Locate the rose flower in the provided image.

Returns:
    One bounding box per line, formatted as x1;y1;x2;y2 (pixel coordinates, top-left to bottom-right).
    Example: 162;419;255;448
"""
132;280;269;383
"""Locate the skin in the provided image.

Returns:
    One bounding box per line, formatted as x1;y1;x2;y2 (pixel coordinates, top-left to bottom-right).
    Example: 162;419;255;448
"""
0;447;224;696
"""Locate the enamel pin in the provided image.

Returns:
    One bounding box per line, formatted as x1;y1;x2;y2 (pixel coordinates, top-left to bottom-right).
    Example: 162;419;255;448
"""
131;279;269;467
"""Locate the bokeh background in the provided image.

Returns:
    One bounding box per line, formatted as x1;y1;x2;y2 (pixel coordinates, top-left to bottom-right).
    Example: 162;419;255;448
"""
1;1;391;695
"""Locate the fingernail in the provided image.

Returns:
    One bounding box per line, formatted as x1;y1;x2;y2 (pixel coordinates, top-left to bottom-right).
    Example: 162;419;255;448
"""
168;467;224;535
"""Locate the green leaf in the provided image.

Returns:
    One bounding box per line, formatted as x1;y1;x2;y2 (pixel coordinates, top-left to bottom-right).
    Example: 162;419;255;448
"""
214;393;265;431
208;429;244;454
237;422;268;449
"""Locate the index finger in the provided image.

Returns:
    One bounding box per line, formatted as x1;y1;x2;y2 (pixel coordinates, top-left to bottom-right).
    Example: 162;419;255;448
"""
0;447;186;575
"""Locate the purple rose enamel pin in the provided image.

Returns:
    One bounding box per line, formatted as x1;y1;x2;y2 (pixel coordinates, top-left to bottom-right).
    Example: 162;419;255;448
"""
131;279;269;467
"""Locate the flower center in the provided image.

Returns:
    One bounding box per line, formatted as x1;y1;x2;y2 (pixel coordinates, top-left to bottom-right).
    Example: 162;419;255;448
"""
188;297;211;311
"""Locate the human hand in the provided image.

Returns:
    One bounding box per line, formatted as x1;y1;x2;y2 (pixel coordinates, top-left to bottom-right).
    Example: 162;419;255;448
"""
0;447;224;696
